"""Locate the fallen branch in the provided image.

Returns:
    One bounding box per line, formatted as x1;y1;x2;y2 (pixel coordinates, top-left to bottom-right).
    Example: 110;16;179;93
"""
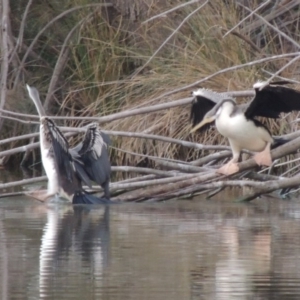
0;128;230;157
0;176;47;190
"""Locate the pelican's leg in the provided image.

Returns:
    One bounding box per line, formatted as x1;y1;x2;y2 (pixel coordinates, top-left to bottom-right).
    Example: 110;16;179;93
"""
253;142;272;166
101;181;110;200
217;140;240;175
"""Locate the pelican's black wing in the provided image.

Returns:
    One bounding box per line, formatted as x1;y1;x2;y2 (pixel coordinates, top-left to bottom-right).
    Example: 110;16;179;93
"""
69;147;92;188
45;118;91;199
100;131;111;146
190;89;231;131
245;81;300;119
78;124;111;198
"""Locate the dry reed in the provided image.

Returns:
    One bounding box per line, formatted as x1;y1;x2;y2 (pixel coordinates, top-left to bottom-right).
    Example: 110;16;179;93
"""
1;0;300;201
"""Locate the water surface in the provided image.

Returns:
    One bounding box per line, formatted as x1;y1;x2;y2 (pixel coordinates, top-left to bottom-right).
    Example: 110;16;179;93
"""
1;196;300;299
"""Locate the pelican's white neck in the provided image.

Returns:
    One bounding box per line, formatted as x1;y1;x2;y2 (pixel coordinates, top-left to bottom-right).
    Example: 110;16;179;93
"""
216;101;235;119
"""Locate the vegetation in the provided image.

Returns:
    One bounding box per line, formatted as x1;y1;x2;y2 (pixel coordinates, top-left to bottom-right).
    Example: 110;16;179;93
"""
1;0;300;200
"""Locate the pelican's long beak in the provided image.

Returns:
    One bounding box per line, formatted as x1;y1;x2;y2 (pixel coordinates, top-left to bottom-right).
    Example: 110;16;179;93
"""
190;116;216;133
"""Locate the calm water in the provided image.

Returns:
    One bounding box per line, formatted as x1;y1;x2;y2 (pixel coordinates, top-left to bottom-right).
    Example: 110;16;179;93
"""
1;196;300;299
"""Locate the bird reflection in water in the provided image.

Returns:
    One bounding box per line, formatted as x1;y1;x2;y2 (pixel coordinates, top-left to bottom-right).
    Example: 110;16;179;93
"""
39;205;110;297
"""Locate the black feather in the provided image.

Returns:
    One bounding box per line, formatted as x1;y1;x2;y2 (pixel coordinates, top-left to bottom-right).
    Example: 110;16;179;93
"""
245;85;300;119
100;132;111;146
251;118;272;136
78;124;111;199
190;95;216;130
73;160;92;188
271;137;290;149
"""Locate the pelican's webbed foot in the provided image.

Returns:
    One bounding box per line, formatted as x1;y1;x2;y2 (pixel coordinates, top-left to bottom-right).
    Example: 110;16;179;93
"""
253;144;272;166
217;162;239;175
217;161;239;175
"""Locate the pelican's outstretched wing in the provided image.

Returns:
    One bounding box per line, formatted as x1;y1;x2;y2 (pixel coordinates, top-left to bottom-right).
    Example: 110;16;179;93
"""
190;88;232;131
245;81;300;119
69;148;92;188
78;123;111;199
43;117;74;183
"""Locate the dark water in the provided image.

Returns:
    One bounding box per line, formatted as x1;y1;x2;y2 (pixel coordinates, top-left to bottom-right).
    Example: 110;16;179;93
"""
1;196;300;299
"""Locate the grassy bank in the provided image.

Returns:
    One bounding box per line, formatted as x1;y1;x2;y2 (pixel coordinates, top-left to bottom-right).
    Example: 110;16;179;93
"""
2;0;300;168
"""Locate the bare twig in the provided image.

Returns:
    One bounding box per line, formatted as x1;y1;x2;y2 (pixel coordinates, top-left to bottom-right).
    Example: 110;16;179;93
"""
0;176;47;190
221;27;262;54
154;159;211;173
132;0;208;78
147;176;296;202
223;0;271;38
132;52;300;108
142;0;202;24
2;89;255;123
0;108;39;119
45;12;95;112
0;167;181;193
237;174;300;202
116;174;158;184
238;2;300;50
262;55;300;86
14;3;113;88
0;192;28;199
0;115;39;124
0;126;230;158
191;150;231;166
239;0;300;36
111;166;182;177
0;132;38;145
10;0;32;62
0;128;80;157
262;69;300;84
107;130;230;151
2;96;193;122
110;146;193;166
0;0;10;130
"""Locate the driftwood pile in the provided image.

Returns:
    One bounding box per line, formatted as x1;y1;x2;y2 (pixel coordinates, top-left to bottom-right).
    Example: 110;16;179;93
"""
1;89;300;202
